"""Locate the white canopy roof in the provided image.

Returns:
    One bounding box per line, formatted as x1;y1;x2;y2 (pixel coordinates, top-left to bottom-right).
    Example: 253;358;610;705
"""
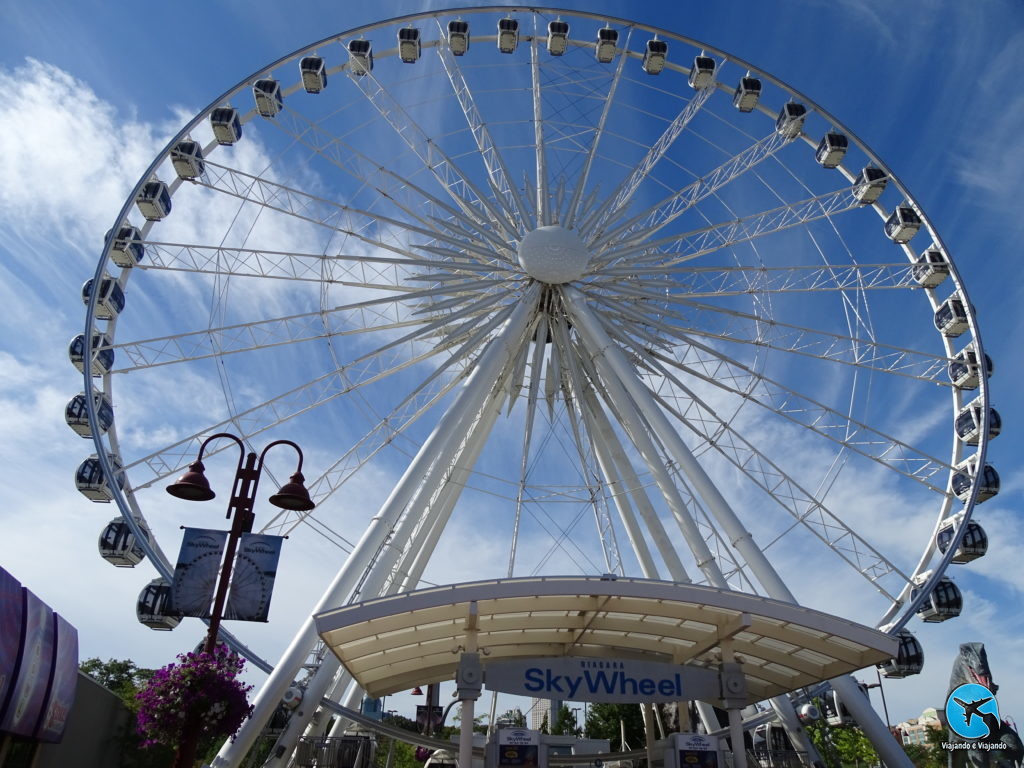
315;576;897;702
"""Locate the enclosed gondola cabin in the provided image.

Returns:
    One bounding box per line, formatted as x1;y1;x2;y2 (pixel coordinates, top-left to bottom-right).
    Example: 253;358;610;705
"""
775;102;806;138
75;453;124;502
398;27;421;63
595;26;618;63
937;518;988;563
82;277;125;320
752;722;796;767
300;55;327;93
69;333;114;377
913;248;950;288
170;139;205;179
348;39;373;75
688;56;715;90
951;457;999;503
642;39;668;75
821;682;868;727
797;703;820;725
948;344;993;390
253;78;283;116
65;391;113;437
137;578;180;630
877;630;924;678
497;18;519;54
547;20;569;56
934;295;969;337
955;400;1001;445
98;517;149;567
815;133;848;169
884;205;923;244
135;180;171;221
210;106;242;145
912;577;962;622
106;225;144;268
448;20;470;55
733;76;761;112
853;166;887;204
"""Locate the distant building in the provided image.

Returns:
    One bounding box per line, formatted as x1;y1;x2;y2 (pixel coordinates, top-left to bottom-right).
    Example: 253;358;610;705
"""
896;707;947;745
531;698;552;731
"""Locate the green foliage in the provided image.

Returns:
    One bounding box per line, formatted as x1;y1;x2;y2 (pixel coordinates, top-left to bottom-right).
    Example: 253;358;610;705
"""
583;703;645;750
805;718;882;768
552;706;580;737
373;737;422;768
540;712;549;735
80;657;155;711
903;727;948;768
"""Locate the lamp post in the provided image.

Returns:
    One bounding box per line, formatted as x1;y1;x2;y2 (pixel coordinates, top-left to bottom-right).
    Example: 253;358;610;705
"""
166;432;314;768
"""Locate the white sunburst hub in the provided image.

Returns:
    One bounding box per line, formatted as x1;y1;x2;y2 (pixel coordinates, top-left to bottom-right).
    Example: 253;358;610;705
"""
516;225;590;284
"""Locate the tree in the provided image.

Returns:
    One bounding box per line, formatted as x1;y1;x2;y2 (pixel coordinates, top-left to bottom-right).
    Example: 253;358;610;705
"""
80;657;155;709
540;712;550;735
553;706;580;737
583;703;645;750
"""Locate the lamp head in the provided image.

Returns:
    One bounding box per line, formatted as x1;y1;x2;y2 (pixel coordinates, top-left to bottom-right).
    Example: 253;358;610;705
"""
411;687;424;696
269;471;315;511
167;460;216;501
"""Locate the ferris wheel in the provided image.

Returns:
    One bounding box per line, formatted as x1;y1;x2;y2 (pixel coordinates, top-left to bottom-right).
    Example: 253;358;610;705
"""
72;7;997;767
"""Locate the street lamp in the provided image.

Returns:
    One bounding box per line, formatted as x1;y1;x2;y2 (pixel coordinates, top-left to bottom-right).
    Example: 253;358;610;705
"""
166;432;314;768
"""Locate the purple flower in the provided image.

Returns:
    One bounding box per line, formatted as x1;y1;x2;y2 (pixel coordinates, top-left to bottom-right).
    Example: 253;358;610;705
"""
136;647;254;749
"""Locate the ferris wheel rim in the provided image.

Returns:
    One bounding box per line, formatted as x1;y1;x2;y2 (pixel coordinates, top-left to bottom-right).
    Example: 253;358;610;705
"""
78;6;994;706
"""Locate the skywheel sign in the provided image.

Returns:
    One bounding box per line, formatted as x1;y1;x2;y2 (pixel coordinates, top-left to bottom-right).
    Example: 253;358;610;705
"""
485;658;719;702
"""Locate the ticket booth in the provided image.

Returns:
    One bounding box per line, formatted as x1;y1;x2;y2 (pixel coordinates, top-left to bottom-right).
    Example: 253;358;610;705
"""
486;728;546;768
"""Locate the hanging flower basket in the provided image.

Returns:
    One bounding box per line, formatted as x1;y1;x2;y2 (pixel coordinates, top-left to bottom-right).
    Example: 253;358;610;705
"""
136;647;254;750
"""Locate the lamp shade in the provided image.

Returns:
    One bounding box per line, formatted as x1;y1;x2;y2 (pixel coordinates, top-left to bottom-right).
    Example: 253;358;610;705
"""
269;471;314;511
166;460;216;501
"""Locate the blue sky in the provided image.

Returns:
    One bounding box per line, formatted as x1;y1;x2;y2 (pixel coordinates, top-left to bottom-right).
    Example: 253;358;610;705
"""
0;0;1022;741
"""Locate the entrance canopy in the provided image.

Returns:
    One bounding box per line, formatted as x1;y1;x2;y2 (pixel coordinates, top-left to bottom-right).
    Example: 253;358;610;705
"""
314;576;897;703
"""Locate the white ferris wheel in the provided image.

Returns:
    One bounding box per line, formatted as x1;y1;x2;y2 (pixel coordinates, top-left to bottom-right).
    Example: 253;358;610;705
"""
71;6;998;767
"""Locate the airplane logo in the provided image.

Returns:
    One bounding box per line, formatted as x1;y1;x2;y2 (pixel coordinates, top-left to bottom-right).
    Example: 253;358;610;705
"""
953;696;993;727
946;683;1000;739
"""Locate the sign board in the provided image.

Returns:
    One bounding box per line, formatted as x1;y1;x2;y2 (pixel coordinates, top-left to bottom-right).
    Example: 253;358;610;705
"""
675;733;721;768
498;728;541;767
485;657;719;702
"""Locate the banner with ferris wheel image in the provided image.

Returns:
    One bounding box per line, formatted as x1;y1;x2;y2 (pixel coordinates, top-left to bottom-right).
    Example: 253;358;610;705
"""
170;529;283;622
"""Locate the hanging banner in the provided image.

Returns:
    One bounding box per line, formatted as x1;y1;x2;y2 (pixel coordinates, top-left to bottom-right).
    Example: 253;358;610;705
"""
224;533;284;622
169;528;227;618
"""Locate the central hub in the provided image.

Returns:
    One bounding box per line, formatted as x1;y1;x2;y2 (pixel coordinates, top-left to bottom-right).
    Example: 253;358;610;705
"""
516;225;589;284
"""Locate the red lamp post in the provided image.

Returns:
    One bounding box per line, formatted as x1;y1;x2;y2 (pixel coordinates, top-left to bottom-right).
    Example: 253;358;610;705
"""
166;433;314;768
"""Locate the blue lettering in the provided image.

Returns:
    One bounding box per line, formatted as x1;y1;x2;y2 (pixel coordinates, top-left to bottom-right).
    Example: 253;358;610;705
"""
545;669;565;694
524;668;544;692
619;674;639;696
658;679;675;696
585;670;618;694
565;675;582;698
639;679;655;695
